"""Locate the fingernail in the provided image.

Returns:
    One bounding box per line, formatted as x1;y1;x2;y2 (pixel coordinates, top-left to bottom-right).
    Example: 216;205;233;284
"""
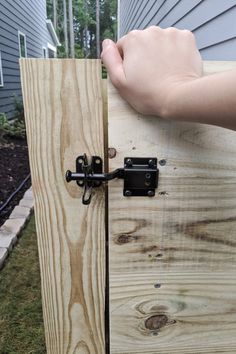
102;39;113;49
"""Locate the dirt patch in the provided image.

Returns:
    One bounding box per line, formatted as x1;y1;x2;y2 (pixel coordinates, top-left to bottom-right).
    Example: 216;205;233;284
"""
0;136;30;227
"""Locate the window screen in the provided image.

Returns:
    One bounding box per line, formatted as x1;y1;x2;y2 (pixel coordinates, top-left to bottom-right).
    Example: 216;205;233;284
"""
19;32;27;58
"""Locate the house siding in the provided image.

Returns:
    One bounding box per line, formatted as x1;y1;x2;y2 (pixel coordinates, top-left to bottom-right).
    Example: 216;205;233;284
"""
0;0;56;119
119;0;236;60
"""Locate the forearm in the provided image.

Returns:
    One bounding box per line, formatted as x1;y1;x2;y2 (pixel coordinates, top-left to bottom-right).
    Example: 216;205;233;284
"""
166;70;236;130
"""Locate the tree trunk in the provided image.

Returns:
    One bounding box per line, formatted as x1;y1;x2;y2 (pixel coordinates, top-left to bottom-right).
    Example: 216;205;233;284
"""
53;0;57;30
68;0;75;58
84;0;88;57
63;0;69;57
96;0;100;58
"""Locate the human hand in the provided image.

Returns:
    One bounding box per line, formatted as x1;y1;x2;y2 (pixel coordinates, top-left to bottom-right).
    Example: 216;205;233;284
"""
101;26;203;118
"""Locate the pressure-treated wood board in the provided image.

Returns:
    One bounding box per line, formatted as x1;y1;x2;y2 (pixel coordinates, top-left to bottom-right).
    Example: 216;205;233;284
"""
20;59;106;354
108;61;236;353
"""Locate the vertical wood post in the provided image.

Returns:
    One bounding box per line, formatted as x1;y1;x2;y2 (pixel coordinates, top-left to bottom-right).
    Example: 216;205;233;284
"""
20;59;106;354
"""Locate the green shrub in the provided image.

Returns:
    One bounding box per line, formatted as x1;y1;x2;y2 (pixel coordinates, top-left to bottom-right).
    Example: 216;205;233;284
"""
0;113;26;140
0;113;8;142
13;95;25;122
0;112;8;126
102;64;107;79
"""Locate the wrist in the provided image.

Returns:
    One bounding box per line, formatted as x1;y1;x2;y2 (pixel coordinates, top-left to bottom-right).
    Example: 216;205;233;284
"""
160;77;201;121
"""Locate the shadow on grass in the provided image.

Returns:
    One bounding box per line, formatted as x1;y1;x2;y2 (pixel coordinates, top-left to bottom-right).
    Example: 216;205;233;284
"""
0;215;46;354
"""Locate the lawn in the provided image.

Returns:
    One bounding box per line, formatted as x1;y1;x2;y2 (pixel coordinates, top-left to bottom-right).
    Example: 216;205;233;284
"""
0;215;46;354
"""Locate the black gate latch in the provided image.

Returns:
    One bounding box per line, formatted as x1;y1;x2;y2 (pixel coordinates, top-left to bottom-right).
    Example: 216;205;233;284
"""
65;154;159;205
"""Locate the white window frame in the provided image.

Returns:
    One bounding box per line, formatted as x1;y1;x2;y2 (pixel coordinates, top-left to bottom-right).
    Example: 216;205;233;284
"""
46;20;61;46
47;43;57;58
0;51;4;87
42;46;47;58
18;31;27;58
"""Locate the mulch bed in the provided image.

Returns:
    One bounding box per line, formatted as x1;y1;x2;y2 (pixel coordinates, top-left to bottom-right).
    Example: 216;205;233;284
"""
0;136;31;227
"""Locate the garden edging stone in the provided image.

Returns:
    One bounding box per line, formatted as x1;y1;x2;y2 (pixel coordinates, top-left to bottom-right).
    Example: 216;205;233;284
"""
0;248;8;268
0;186;34;269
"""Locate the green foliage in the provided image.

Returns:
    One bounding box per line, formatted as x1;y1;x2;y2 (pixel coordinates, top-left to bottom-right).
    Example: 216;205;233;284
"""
0;96;26;141
100;0;117;41
0;112;8;126
57;43;67;58
75;43;85;58
0;113;8;142
13;94;25;122
0;113;26;140
46;0;117;58
102;64;107;79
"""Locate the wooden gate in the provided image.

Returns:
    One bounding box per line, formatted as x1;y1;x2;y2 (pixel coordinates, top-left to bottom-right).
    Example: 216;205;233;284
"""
20;59;236;353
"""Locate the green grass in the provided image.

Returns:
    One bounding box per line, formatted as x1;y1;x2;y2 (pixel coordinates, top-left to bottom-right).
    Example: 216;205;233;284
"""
0;215;46;354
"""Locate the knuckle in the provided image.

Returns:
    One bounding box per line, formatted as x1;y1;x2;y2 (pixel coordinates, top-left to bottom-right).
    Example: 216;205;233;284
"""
148;25;159;31
165;27;178;34
100;50;105;60
128;29;140;37
100;45;111;59
144;26;161;37
182;29;193;37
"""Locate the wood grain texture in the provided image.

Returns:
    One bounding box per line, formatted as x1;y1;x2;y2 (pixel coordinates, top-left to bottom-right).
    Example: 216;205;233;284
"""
108;61;236;353
20;59;105;354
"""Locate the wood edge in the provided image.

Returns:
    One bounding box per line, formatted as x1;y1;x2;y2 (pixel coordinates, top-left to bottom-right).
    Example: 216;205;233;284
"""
102;78;110;352
203;60;236;75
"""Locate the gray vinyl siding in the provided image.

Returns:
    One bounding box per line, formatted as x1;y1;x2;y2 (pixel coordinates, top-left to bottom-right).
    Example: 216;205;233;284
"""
0;0;56;119
119;0;236;60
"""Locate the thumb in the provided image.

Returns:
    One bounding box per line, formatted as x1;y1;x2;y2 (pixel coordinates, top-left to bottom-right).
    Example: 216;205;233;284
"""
101;39;126;88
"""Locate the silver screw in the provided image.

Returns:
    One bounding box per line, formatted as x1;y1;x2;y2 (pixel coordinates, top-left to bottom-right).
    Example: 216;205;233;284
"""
125;190;132;196
126;158;132;167
147;190;155;197
148;159;154;167
154;283;161;288
159;159;166;166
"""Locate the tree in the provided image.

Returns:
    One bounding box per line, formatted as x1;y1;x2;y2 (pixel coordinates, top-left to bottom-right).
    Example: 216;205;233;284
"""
100;0;117;42
63;0;69;57
83;0;88;57
68;0;75;58
96;0;100;58
53;0;57;30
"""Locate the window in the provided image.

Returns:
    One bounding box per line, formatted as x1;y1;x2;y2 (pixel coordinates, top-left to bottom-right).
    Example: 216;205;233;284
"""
18;31;27;57
0;52;3;87
47;43;56;58
42;47;47;58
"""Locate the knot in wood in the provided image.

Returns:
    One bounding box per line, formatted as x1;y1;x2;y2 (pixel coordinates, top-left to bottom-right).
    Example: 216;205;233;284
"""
116;234;132;244
108;147;117;159
145;314;169;331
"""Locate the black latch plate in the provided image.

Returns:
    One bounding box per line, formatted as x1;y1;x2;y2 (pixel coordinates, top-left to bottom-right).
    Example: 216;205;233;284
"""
76;155;103;188
123;157;158;197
